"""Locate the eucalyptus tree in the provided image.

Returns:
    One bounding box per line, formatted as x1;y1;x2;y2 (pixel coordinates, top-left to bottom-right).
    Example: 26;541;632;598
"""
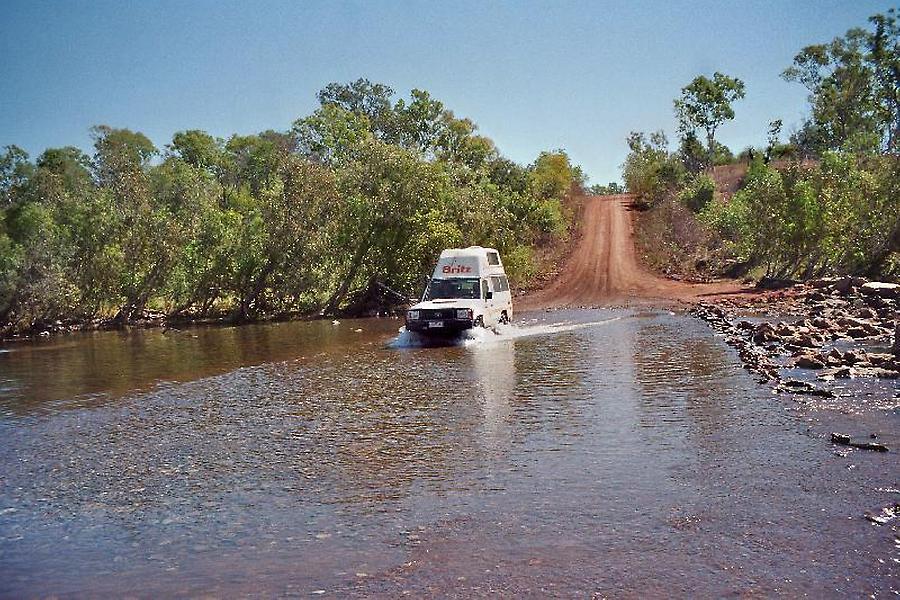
783;29;880;153
322;138;454;314
230;156;339;321
674;73;745;166
0;145;33;207
784;9;900;154
316;79;396;141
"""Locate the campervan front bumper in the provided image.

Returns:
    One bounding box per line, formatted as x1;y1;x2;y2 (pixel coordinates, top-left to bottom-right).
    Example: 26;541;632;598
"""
405;308;474;334
405;317;474;334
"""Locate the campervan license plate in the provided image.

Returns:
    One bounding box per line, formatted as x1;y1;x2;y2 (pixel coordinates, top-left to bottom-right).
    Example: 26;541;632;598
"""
428;320;444;328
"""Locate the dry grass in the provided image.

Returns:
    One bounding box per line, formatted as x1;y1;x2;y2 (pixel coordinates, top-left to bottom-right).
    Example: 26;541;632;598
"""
633;197;721;281
710;163;748;201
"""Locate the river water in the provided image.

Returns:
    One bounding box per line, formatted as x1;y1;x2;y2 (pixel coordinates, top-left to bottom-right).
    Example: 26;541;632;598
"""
0;309;897;597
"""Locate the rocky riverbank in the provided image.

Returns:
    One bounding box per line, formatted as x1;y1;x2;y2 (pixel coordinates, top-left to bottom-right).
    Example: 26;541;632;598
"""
693;278;899;399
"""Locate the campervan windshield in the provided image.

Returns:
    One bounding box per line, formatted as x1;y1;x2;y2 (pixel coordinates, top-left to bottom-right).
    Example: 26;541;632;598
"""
425;277;480;300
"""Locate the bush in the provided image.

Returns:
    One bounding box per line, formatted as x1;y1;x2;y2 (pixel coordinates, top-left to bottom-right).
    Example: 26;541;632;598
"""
502;245;536;286
622;131;687;206
679;175;715;213
699;192;751;261
634;197;718;279
699;153;899;278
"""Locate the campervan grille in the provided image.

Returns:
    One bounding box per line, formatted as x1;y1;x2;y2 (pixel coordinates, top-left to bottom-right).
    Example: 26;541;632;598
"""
420;308;458;320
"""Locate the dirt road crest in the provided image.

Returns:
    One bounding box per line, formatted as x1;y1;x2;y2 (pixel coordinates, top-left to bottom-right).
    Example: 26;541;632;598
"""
521;194;745;309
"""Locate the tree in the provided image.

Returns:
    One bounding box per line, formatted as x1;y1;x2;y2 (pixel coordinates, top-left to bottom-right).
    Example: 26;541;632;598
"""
588;182;624;195
764;119;783;162
322;138;453;314
487;157;529;194
89;126;169;322
293;104;371;166
229;157;338;321
169;130;222;172
435;112;497;171
1;199;78;328
316;78;396;140
868;9;900;151
27;147;121;316
700;152;900;277
221;131;291;197
783;11;900;154
784;30;879;153
678;132;707;174
90;125;156;186
0;146;33;207
674;73;746;166
528;150;578;201
622;131;685;205
391;88;446;153
34;146;93;192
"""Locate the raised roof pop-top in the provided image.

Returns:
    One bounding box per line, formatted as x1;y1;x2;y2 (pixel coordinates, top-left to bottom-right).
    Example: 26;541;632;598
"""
432;247;505;279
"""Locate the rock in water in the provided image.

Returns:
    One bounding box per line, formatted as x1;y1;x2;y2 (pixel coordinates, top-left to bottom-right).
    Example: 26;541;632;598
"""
865;504;900;525
793;354;825;369
831;432;890;452
860;282;899;299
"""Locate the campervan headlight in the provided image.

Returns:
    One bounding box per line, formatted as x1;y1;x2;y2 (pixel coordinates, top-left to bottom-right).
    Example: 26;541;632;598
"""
407;310;420;321
456;308;473;320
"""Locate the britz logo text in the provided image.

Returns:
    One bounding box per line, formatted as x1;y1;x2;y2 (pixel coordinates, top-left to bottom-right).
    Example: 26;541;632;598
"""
442;265;472;274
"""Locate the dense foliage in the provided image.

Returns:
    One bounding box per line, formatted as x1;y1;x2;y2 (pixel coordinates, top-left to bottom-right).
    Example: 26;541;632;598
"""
626;9;900;281
784;9;900;155
0;81;583;332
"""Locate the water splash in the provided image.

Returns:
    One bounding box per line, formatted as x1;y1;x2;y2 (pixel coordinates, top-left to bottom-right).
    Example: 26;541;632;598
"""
389;316;623;349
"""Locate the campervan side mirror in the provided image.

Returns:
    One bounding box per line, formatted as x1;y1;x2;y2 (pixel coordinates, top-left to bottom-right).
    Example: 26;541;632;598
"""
485;290;493;300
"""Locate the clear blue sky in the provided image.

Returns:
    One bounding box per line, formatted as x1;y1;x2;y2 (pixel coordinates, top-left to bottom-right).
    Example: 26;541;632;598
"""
1;0;895;185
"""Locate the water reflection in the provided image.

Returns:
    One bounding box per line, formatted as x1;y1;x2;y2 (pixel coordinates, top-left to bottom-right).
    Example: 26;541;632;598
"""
1;310;897;597
470;339;516;446
631;317;773;477
0;318;402;417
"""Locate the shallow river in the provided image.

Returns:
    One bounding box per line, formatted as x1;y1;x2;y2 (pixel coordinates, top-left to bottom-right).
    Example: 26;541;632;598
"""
1;309;897;597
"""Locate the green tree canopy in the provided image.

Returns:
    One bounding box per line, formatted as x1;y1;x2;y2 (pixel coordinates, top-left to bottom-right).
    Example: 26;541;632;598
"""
169;130;222;172
0;146;33;207
783;9;899;154
674;72;745;166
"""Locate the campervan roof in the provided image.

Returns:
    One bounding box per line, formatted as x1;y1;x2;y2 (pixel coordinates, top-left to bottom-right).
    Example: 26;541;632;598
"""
431;246;505;279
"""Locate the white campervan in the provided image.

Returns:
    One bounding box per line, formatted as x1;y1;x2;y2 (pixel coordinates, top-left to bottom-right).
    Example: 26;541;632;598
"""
405;247;513;335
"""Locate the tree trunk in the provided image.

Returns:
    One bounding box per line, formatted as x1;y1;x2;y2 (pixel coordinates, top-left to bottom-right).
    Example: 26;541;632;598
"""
167;297;196;319
231;261;276;323
706;128;717;168
322;232;373;316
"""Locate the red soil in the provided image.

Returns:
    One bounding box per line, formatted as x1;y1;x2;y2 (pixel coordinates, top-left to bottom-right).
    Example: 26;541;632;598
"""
520;194;751;309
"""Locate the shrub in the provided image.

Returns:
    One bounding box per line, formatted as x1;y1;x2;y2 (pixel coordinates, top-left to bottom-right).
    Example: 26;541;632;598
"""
502;245;536;287
679;175;715;213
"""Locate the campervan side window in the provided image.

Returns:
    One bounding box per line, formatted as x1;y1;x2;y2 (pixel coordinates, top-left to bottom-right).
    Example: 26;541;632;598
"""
486;252;500;266
491;275;510;292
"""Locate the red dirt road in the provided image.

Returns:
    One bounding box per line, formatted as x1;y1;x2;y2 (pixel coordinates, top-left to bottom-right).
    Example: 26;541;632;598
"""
520;194;746;309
